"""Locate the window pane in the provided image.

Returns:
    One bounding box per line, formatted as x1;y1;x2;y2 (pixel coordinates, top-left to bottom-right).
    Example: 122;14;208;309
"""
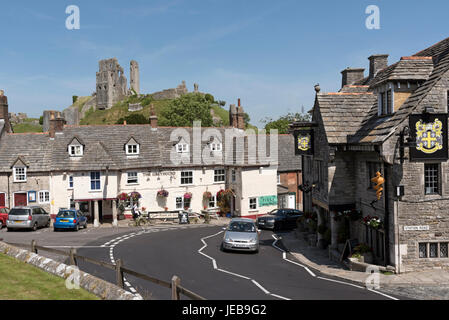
419;243;427;258
424;164;439;195
440;243;448;258
430;243;438;258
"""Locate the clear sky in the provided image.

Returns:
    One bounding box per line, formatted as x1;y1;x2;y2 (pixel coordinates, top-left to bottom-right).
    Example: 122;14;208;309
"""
0;0;448;127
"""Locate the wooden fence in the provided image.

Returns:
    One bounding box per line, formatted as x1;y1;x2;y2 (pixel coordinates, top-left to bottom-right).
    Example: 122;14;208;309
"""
7;240;205;300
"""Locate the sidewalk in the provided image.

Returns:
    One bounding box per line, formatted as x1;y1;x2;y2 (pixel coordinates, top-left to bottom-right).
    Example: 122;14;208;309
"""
280;230;449;288
90;216;230;228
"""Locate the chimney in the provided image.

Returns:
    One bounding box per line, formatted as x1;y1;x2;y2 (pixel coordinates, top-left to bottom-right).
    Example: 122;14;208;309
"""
368;54;389;79
236;99;245;130
149;104;158;129
229;104;237;128
0;90;12;133
49;113;65;138
341;68;365;87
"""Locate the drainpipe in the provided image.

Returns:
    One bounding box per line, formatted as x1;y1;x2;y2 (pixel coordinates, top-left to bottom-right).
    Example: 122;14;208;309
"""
7;173;10;208
384;164;391;266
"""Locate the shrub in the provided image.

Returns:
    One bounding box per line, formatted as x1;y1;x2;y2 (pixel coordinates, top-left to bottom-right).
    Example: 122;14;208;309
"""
204;93;214;103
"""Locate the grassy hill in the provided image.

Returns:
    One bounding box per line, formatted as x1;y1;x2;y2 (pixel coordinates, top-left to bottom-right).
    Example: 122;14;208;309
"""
12;118;43;133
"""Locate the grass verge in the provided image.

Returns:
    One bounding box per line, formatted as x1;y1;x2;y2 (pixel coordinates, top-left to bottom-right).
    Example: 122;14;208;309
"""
0;253;99;300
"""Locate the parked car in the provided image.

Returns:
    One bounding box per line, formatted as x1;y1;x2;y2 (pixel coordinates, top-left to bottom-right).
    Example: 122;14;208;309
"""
256;209;303;231
6;206;51;231
221;218;260;253
0;206;9;229
54;209;87;231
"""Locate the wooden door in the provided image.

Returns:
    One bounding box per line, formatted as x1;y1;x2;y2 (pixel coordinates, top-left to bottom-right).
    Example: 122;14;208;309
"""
0;193;5;207
14;193;27;207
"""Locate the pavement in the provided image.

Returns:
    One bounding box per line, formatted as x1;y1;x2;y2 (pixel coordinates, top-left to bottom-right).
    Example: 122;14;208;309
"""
280;229;449;300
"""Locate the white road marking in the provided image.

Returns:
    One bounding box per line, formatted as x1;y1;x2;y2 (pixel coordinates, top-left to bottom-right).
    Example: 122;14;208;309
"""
271;235;399;301
198;230;291;300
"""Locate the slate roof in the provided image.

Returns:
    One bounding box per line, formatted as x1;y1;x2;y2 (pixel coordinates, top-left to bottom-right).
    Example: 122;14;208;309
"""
318;36;449;145
277;134;301;172
0;125;277;172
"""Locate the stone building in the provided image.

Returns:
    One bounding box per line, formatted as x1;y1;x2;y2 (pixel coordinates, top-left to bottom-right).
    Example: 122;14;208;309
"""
0;93;279;227
291;36;449;273
96;58;128;110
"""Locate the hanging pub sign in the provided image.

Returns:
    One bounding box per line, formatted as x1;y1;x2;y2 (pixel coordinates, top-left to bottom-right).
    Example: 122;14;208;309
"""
409;113;448;161
293;128;314;155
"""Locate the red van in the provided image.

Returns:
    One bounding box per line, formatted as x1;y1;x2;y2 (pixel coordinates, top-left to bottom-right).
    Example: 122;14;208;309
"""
0;207;9;229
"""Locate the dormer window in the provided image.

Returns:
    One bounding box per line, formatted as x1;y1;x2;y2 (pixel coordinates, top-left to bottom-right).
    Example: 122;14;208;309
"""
210;143;222;152
176;143;189;153
69;145;83;157
125;137;140;156
378;88;394;116
13;167;26;182
126;144;139;155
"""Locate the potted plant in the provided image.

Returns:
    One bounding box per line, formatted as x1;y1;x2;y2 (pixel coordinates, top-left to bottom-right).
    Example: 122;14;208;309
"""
184;192;192;199
164;206;168;211
129;191;142;202
203;191;212;200
157;189;169;198
353;243;373;264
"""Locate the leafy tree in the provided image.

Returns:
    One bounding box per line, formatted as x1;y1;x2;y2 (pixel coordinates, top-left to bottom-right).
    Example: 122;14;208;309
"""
261;111;311;134
39;116;44;125
159;93;213;127
72;96;78;104
204;93;215;103
116;113;149;125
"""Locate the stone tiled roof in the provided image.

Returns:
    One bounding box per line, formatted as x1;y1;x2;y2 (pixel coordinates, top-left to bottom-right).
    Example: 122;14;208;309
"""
339;85;370;93
318;37;449;145
277;134;301;172
0;125;277;172
317;93;377;144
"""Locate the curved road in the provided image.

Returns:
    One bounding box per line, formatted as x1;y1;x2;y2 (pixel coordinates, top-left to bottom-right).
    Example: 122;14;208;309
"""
77;225;402;300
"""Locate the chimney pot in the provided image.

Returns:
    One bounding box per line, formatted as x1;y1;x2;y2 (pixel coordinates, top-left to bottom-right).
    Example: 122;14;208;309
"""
341;68;365;88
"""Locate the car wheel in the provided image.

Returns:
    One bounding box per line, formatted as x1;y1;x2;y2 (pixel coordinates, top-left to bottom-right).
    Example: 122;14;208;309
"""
32;223;38;231
54;228;58;232
0;221;3;229
46;219;50;228
7;228;12;232
84;222;87;229
220;243;227;252
74;224;79;232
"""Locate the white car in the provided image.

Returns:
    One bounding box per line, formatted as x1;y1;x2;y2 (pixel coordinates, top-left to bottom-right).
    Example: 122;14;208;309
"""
221;218;260;253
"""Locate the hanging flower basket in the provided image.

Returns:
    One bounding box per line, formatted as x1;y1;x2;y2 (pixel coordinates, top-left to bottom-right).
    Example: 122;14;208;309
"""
363;215;383;230
157;189;169;198
184;192;192;199
117;192;129;201
129;191;142;201
203;191;212;200
217;189;232;201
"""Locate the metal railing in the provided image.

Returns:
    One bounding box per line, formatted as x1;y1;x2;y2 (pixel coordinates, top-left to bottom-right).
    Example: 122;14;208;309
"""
6;240;205;300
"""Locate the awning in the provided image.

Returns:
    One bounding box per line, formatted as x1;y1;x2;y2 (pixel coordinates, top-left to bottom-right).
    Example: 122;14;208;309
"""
277;185;289;195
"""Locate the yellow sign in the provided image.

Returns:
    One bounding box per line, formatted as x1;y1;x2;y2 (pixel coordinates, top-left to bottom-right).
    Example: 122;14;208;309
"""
416;118;443;154
297;136;310;151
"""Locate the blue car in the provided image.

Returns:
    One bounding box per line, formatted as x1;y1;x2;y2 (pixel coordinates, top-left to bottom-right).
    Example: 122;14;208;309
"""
54;209;88;231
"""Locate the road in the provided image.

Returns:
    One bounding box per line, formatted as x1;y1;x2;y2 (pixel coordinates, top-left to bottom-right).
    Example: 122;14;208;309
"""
0;223;403;300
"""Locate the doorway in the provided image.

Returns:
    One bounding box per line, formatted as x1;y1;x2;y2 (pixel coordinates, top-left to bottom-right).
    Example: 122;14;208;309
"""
98;200;103;222
0;193;5;207
14;192;27;207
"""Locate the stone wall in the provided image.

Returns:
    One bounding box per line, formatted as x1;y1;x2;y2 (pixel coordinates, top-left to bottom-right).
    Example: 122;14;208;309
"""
152;81;188;100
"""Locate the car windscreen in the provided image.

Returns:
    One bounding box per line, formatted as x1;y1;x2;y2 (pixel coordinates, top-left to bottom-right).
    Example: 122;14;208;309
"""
228;221;256;233
8;208;30;216
57;211;76;218
268;210;284;216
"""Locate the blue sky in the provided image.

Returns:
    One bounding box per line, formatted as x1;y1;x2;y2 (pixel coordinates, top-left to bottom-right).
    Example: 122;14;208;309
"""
0;0;448;127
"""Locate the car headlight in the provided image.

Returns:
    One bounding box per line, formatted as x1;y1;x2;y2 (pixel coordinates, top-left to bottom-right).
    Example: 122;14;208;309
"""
224;237;233;242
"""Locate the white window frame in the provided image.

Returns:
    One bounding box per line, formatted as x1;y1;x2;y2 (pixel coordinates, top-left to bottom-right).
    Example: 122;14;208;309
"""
176;143;189;153
208;195;217;208
90;171;101;191
127;172;139;185
126;144;140;155
210;143;222;152
249;197;258;211
13;167;27;182
38;190;50;204
180;171;193;185
214;168;226;183
68;175;74;189
231;169;236;183
69;145;83;157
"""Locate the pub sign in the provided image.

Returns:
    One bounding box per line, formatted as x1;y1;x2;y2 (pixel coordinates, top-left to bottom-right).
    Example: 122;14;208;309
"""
293;128;314;155
409;113;448;161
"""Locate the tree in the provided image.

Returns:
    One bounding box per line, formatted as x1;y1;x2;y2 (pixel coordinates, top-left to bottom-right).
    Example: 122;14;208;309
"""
261;111;311;134
39;116;44;125
204;93;215;103
116;113;148;125
159;93;214;127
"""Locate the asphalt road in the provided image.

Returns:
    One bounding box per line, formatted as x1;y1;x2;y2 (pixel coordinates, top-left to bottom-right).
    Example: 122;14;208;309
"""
75;226;401;300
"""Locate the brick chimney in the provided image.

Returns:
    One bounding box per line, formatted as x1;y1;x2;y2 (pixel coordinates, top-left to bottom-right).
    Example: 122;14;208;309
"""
149;104;158;129
0;90;12;133
341;68;365;87
368;54;389;79
49;112;65;138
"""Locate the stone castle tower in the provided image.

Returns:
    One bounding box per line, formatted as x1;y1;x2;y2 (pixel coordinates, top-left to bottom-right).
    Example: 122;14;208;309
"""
96;58;127;110
129;60;140;94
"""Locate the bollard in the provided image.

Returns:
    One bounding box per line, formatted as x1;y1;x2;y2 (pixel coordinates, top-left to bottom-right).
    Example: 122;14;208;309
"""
69;248;77;266
31;240;37;254
115;259;124;289
171;275;181;300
